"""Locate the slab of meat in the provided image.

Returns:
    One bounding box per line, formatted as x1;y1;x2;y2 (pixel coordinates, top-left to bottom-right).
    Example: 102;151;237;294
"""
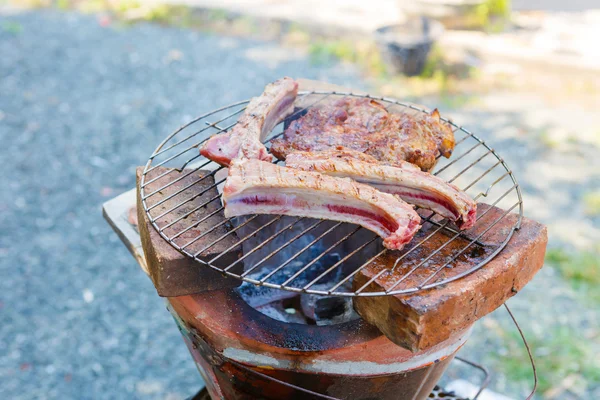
285;148;477;230
223;159;421;250
200;77;298;166
270;97;455;171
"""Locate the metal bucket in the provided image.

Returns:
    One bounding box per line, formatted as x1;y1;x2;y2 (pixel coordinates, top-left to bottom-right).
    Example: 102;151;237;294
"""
374;18;444;76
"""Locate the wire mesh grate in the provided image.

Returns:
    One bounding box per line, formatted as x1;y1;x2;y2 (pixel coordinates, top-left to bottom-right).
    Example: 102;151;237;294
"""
140;91;523;297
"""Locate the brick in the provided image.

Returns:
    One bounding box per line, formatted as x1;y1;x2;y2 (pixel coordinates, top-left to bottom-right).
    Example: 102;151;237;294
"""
136;166;242;297
353;204;547;352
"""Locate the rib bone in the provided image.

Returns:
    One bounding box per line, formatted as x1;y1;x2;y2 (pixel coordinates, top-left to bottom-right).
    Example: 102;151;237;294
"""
200;77;298;166
223;159;421;250
285;148;477;230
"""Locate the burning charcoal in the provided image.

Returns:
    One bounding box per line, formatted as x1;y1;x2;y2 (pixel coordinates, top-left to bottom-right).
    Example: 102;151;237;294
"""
231;214;380;289
235;281;297;309
232;215;342;275
300;289;359;326
255;300;308;324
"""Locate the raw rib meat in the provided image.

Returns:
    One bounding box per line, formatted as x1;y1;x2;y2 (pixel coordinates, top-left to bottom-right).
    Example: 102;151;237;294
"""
270;97;455;171
200;77;298;166
223;159;421;250
285;148;477;230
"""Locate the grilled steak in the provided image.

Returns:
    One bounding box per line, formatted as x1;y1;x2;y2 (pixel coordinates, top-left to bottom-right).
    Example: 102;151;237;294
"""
286;148;477;230
200;77;298;166
270;98;455;171
223;159;421;250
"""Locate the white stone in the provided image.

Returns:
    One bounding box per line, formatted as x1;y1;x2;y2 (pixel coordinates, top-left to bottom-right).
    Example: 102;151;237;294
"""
82;289;94;303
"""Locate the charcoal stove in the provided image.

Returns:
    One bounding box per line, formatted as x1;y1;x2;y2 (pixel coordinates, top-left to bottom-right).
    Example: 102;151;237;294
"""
104;80;545;400
168;288;484;399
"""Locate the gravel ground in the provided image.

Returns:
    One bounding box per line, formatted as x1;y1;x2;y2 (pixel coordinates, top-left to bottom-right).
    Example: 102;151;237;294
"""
0;9;362;400
1;8;598;400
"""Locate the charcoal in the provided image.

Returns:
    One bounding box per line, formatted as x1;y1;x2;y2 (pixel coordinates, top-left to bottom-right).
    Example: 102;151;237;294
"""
254;300;309;324
231;214;380;288
300;293;357;326
236;281;297;309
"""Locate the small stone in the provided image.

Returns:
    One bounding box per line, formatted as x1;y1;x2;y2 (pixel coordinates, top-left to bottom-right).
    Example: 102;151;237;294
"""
90;156;109;168
14;197;26;209
91;363;103;374
164;49;184;64
83;289;94;303
136;380;163;395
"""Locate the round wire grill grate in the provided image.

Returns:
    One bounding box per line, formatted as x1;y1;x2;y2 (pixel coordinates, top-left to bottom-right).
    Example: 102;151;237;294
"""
140;91;523;297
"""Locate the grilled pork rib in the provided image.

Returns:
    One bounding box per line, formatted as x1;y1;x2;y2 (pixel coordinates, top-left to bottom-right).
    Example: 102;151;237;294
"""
270;98;455;171
200;77;298;166
285;149;477;230
223;159;421;250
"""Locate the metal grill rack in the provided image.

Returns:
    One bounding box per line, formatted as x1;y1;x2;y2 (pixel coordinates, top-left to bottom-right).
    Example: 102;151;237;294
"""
140;91;523;297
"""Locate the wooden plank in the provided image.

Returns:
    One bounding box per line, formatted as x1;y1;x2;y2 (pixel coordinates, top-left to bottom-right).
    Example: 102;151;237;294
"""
102;188;148;274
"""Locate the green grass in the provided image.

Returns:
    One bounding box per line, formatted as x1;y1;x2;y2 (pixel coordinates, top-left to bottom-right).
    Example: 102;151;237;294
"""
461;0;512;32
308;39;386;77
545;248;600;303
493;245;600;396
537;128;560;149
56;0;71;10
307;38;473;89
205;8;229;22
309;40;356;64
10;0;50;7
439;93;478;109
2;21;23;34
583;191;600;216
419;45;446;80
496;326;600;396
21;0;191;25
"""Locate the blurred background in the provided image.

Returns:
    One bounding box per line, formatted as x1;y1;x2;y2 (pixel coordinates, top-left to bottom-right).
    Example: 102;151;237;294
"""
0;0;598;399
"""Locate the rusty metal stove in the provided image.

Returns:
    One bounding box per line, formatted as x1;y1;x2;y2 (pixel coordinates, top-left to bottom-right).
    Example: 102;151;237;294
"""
104;80;546;399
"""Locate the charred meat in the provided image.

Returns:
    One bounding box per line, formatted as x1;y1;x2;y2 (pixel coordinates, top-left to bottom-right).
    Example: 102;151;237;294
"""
270;98;454;171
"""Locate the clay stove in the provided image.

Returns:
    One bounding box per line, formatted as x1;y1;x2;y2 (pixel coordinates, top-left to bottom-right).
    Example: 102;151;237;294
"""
105;80;546;399
143;205;544;399
168;288;471;399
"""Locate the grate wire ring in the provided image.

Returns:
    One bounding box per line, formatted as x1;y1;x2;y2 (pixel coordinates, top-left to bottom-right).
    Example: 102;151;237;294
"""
141;91;523;297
